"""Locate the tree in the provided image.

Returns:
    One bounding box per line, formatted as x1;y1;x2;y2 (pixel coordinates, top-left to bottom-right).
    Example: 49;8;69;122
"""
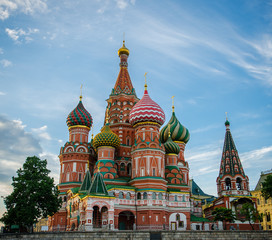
261;175;272;200
212;207;236;230
0;156;62;232
240;202;261;230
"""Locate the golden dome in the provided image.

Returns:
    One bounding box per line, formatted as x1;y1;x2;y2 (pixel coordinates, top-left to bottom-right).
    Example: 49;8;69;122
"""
118;40;130;56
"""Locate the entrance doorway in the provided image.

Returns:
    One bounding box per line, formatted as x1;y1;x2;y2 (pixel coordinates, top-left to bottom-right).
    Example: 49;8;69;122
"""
118;211;135;230
93;206;102;228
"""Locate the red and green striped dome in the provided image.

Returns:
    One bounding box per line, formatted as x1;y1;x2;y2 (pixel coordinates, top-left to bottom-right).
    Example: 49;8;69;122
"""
66;100;93;128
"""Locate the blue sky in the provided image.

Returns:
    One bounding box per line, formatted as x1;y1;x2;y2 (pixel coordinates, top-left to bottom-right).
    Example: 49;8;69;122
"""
0;0;272;221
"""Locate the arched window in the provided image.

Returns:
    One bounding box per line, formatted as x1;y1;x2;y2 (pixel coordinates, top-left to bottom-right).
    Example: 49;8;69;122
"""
182;195;185;202
119;192;124;199
158;193;163;200
152;192;156;200
225;178;231;190
174;195;178;201
120;163;125;171
126;137;131;146
176;214;180;221
236;177;242;190
152;168;156;176
137;192;141;200
109;191;114;197
127;163;132;175
126;192;131;200
143;192;147;199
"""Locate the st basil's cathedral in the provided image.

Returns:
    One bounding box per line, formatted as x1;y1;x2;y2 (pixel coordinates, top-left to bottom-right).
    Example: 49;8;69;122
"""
48;41;257;231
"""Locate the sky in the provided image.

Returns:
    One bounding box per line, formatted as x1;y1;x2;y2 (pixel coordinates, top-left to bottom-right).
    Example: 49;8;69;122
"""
0;0;272;222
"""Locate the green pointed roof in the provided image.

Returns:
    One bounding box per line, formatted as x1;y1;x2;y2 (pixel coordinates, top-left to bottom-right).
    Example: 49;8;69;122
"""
88;172;109;196
79;170;92;193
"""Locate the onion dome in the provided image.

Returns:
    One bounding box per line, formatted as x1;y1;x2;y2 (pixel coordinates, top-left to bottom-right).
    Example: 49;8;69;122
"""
118;40;129;56
225;119;230;127
93;123;120;148
129;87;165;126
66;97;93;129
160;111;190;144
164;134;180;155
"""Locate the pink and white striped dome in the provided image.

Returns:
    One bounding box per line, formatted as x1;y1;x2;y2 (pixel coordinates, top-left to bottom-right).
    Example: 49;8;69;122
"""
129;89;165;126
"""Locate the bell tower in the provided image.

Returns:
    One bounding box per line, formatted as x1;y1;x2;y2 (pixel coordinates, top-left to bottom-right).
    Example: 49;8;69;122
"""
105;41;139;178
216;117;250;197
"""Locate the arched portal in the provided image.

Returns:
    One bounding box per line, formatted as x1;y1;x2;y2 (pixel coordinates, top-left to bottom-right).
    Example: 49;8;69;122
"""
93;206;102;228
101;206;108;227
118;211;135;230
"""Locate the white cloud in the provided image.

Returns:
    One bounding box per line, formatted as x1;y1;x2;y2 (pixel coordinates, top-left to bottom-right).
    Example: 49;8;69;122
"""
115;0;128;9
240;146;272;167
31;125;52;140
0;92;6;96
0;0;47;20
0;116;42;196
0;59;12;67
0;48;3;54
5;27;39;43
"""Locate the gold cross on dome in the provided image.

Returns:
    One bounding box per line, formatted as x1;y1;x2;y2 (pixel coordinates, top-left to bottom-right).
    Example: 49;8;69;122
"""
172;96;175;112
144;72;148;90
79;84;83;101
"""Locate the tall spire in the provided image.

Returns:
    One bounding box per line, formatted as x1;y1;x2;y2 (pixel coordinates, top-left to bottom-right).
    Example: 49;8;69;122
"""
219;118;245;177
217;116;250;197
111;41;136;96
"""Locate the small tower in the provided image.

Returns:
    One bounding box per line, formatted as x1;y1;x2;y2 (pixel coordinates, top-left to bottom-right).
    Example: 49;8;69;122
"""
216;117;250;197
59;94;94;194
164;125;184;185
160;98;190;185
106;41;139;178
92;110;120;183
129;75;167;190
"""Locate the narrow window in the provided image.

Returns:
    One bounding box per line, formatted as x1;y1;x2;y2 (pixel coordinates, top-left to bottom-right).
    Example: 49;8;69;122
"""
79;173;82;182
119;192;124;199
73;162;77;172
153;168;156;176
143;192;147;199
66;173;70;182
158;193;162;200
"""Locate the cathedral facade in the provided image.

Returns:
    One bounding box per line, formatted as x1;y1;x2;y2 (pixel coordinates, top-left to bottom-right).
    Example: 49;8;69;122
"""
48;41;192;231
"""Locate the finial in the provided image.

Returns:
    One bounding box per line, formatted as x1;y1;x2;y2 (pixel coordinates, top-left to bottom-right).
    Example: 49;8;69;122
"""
123;32;125;45
172;96;175;112
144;72;148;90
225;112;228;120
106;107;109;123
168;124;171;137
91;126;94;140
79;84;83;101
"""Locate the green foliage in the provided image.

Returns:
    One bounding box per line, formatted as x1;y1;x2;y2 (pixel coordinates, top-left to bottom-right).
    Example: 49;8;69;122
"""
261;175;272;200
212;207;236;230
240;202;261;230
0;156;62;230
